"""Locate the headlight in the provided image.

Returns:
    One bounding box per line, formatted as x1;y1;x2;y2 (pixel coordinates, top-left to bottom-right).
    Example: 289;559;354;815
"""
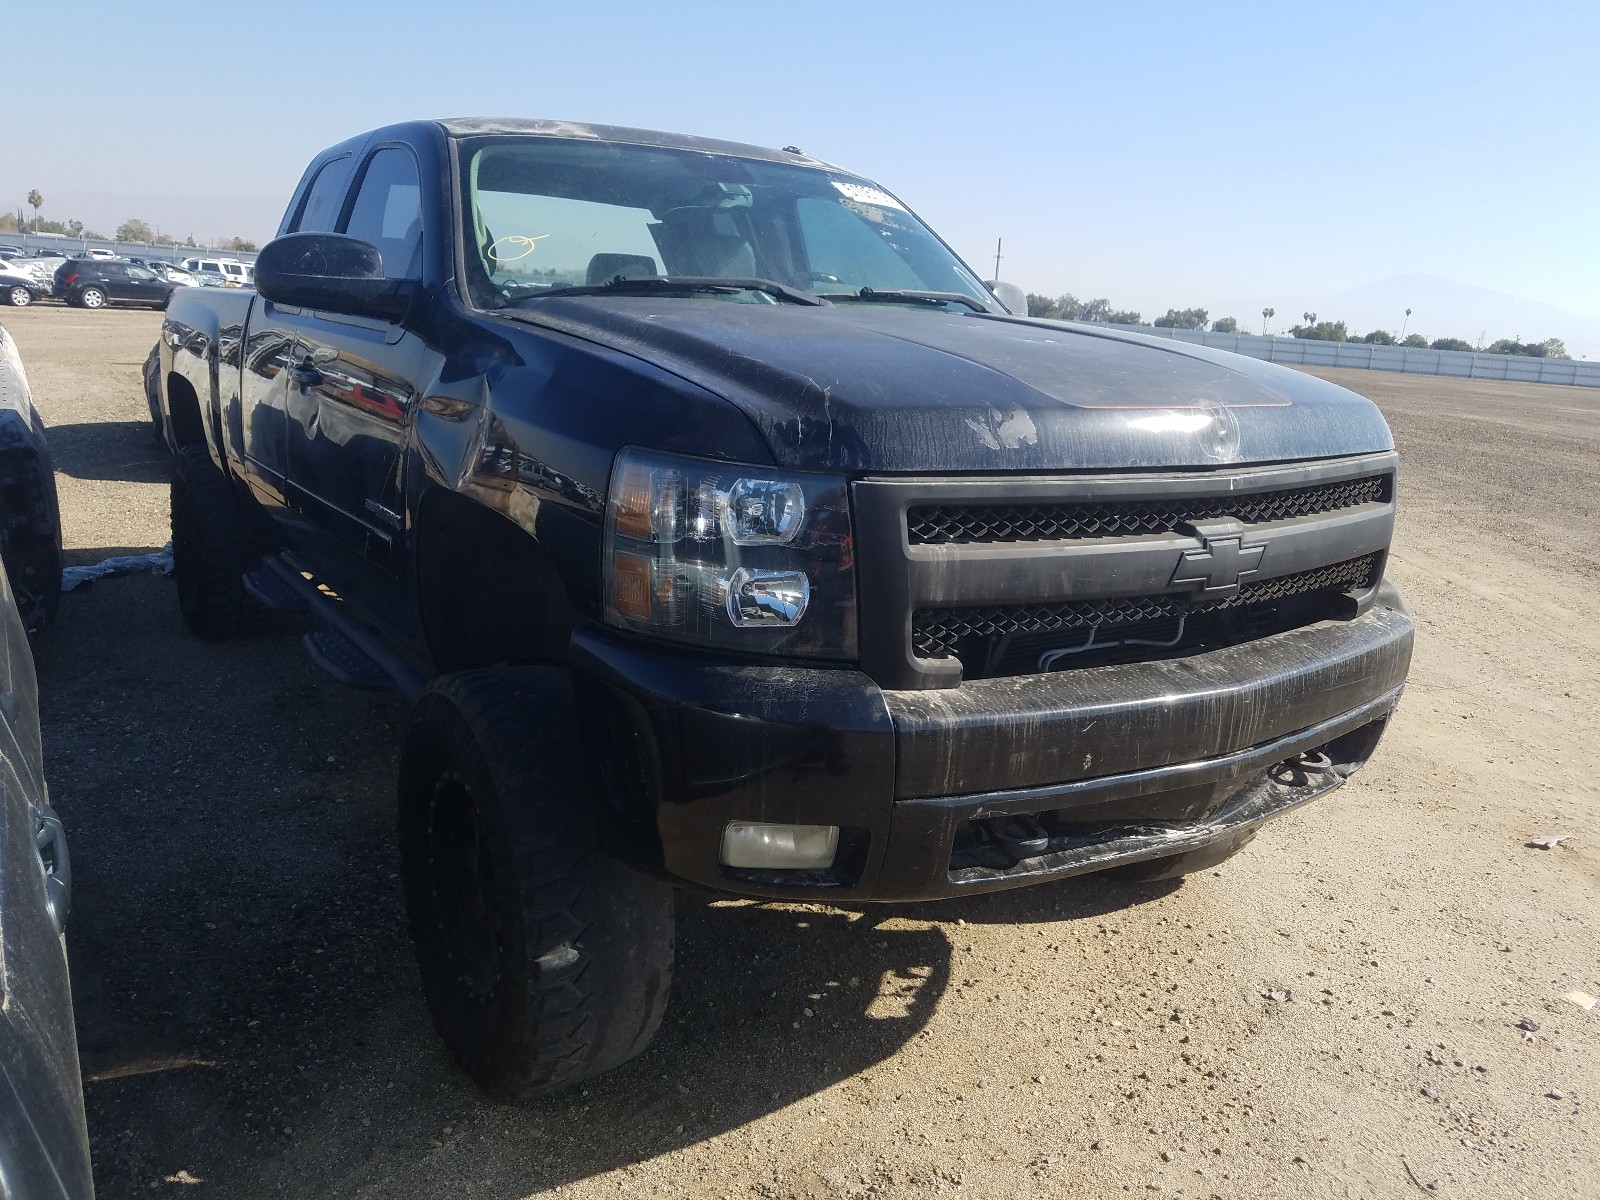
603;447;856;657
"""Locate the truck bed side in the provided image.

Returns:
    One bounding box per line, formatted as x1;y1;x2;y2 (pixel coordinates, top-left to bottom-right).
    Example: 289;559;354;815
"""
158;287;258;468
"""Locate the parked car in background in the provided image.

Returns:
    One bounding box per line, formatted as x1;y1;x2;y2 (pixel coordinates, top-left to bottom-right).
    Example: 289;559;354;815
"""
5;258;54;288
180;257;253;287
0;244;23;256
0;554;92;1199
151;262;197;287
81;248;117;260
29;252;70;282
0;261;46;307
53;259;174;309
0;324;63;635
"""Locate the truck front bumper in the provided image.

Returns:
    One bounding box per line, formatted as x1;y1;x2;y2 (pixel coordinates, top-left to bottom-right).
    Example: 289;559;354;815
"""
571;582;1412;902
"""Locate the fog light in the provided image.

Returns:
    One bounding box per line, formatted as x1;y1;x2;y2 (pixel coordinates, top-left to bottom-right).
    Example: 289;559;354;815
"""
720;821;839;869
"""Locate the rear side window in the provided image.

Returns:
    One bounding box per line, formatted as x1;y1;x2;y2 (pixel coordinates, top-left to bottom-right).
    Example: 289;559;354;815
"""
291;154;354;234
341;147;423;280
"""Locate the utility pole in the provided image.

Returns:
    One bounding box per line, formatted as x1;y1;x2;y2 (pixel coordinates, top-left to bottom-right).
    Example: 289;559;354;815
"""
992;238;1002;282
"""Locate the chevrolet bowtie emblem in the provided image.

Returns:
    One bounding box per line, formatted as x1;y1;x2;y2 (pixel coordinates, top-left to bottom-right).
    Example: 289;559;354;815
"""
1170;518;1266;599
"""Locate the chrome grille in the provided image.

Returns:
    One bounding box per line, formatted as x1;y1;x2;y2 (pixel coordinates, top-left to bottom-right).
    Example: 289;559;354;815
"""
907;474;1390;545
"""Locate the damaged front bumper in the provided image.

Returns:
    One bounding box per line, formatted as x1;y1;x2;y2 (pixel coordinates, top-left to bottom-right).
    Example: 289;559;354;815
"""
573;581;1413;902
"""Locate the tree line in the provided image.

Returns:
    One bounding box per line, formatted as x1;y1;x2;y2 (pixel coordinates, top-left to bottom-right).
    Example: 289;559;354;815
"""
5;191;256;252
1025;293;1572;360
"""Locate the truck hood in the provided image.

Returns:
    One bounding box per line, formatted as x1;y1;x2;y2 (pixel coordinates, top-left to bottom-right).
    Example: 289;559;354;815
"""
507;299;1393;472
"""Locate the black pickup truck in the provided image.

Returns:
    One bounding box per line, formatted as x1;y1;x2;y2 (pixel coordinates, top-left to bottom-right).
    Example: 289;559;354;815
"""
155;118;1412;1101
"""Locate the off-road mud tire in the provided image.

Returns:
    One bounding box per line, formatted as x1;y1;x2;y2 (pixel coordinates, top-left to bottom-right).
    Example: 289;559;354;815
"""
170;444;255;640
398;667;674;1103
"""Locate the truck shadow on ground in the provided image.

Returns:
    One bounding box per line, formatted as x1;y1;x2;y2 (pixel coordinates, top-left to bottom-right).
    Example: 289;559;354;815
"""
42;420;169;484
40;566;1177;1199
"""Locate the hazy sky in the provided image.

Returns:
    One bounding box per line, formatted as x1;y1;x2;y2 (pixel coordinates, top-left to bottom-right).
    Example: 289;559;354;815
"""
7;0;1598;326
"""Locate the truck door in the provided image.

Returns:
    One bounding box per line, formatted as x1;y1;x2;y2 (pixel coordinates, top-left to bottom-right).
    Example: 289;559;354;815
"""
237;152;355;513
235;319;296;509
282;145;424;583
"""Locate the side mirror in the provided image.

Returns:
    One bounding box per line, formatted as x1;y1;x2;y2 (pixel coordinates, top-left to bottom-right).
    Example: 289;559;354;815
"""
254;232;415;321
984;280;1028;317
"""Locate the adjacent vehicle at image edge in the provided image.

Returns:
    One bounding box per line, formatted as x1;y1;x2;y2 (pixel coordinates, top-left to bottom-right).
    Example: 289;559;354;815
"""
0;555;89;1200
0;332;89;1200
0;324;64;636
154;117;1414;1102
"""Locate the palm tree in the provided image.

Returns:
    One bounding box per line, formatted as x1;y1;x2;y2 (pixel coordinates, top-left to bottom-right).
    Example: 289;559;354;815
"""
1261;307;1275;335
26;189;42;233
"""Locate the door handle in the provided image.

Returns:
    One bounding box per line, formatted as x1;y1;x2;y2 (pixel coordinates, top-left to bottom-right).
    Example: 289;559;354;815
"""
289;360;324;387
35;803;72;935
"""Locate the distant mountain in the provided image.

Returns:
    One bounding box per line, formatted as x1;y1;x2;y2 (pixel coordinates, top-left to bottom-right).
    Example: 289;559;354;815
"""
1264;274;1600;358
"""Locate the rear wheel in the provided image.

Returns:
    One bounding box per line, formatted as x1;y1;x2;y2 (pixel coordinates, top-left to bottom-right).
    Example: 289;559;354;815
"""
399;667;674;1102
79;287;106;309
6;285;31;307
170;444;256;640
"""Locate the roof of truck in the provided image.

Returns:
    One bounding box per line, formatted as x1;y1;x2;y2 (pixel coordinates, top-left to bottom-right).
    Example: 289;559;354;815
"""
432;117;844;172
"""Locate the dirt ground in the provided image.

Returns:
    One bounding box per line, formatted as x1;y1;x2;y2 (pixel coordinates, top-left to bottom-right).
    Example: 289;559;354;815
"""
4;305;1596;1199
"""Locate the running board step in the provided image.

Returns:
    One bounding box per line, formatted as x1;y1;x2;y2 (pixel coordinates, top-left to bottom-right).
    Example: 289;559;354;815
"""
257;556;427;702
242;564;311;613
304;627;393;691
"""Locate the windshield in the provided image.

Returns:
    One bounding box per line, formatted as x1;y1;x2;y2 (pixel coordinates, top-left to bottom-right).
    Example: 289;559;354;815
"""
457;136;997;311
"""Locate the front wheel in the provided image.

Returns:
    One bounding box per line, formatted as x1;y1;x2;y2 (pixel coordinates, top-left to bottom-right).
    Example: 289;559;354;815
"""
6;286;31;307
79;287;106;309
399;668;674;1102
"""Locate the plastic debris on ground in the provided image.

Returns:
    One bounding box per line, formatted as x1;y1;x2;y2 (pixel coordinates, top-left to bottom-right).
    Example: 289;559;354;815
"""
61;543;173;592
1262;988;1293;1003
1563;990;1597;1012
1525;835;1572;849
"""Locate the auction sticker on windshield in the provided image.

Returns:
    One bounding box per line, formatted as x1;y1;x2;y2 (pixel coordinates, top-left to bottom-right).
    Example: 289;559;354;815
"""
831;181;905;210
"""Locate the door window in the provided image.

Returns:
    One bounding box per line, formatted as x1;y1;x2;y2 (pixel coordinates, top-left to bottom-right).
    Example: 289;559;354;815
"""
342;148;424;279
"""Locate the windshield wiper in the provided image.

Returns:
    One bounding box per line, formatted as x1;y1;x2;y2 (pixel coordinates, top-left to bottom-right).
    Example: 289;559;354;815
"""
508;275;825;307
820;287;992;314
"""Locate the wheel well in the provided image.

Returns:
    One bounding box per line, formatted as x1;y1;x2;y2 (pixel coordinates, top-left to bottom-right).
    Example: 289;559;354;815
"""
414;489;575;674
165;371;205;449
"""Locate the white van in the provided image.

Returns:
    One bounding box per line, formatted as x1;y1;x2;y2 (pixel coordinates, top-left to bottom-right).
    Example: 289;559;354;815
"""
180;257;254;288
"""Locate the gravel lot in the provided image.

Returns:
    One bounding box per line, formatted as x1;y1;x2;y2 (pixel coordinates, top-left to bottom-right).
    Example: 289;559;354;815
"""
5;306;1597;1199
